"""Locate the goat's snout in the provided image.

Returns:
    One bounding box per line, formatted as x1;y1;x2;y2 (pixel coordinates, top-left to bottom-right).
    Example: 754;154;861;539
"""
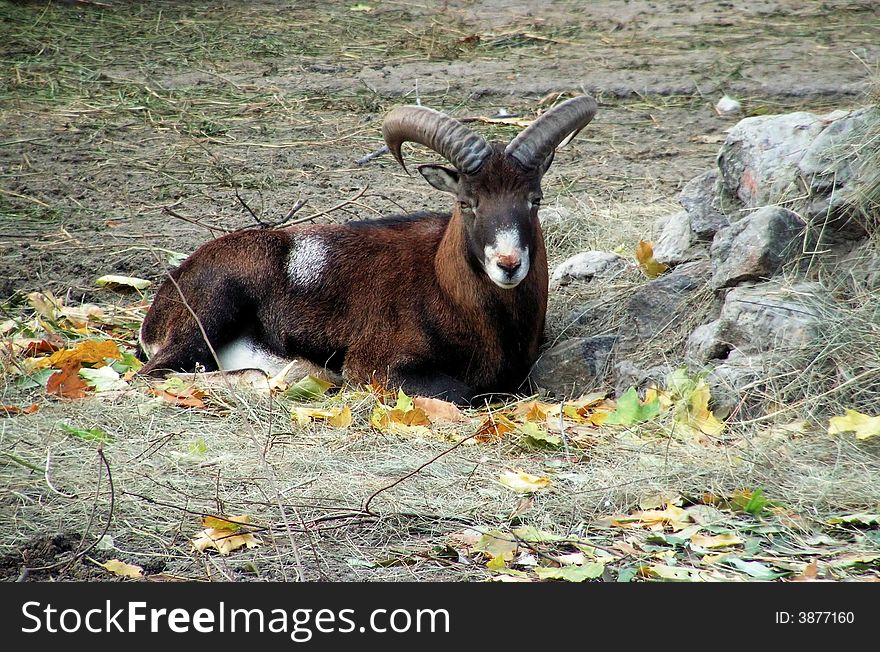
495;252;522;273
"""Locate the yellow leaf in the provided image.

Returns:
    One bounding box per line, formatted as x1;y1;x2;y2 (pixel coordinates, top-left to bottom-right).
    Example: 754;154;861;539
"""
98;559;144;579
473;414;516;442
474;530;518;561
498;469;551;494
828;409;880;441
672;378;724;437
201;514;250;532
611;505;692;532
635;240;669;278
47;339;122;368
192;517;261;556
328;405;353;428
486;554;508;570
294;405;351;428
690;532;743;549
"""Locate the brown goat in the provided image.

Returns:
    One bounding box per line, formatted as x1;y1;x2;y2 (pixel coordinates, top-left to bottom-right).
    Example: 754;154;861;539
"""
138;96;597;404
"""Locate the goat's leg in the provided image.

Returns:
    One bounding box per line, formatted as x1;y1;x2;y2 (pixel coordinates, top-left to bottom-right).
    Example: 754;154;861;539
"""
389;366;476;406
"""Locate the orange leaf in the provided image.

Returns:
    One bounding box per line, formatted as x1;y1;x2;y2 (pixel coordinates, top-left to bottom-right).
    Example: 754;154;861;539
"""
150;386;206;409
474;414;516;443
413;397;469;423
635;240;669;279
46;362;89;399
47;339;122;368
0;403;39;416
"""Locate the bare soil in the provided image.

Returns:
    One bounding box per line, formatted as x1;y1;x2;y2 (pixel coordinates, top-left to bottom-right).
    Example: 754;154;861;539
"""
1;0;879;582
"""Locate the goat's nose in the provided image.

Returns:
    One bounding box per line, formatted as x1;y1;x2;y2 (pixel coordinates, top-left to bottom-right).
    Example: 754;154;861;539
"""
496;253;522;274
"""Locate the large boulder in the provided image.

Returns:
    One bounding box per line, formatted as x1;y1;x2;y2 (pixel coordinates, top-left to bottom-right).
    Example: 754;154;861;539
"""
530;336;617;398
617;260;712;353
710;206;804;289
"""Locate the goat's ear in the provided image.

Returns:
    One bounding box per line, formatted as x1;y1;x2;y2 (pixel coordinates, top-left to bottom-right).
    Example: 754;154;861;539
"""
417;164;460;195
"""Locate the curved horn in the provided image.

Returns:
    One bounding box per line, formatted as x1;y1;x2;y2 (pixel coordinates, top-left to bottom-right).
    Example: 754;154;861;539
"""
382;105;493;175
504;95;597;170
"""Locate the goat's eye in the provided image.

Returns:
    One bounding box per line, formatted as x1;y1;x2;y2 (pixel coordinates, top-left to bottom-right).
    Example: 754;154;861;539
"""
530;197;543;208
459;201;474;212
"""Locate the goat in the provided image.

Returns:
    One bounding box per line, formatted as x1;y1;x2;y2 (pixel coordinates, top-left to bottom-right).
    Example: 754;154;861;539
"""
138;96;597;404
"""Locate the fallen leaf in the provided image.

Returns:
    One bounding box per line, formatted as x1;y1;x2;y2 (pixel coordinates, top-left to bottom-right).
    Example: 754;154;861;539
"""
58;422;114;443
518;421;562;449
473;414;516;442
192;515;261;555
47;339;122;369
690;532;743;549
826;513;880;527
605;386;660;425
640;564;703;582
829;553;880;569
534;563;604;582
498;469;551;494
97;559;144;579
95;275;152;291
611;504;692;532
27;291;62;320
635;240;668;278
791;560;820;582
722;557;787;580
828;409;880;441
285;374;334;401
0;403;39;417
294;405;352;428
151;377;206;409
413;396;468;423
79;366;128;392
46;362;89;399
474;530;518;561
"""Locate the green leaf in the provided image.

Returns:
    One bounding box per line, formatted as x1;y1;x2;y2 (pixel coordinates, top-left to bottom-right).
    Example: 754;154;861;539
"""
534;563;604;582
111;352;143;374
826;513;880;527
393;388;414;412
604;387;660;425
15;368;55;389
519;421;562;449
665;367;697;398
722;557;787;580
731;488;769;516
284;374;333;401
95;275;152;291
58;422;114;443
511;526;565;544
189;437;208;456
617;567;637;583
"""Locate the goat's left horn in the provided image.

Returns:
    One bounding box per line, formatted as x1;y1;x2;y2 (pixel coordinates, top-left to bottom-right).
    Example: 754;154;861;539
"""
382;105;492;175
504;95;597;170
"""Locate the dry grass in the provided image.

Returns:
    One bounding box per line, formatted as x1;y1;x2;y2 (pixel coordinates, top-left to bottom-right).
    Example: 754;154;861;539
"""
2;1;879;583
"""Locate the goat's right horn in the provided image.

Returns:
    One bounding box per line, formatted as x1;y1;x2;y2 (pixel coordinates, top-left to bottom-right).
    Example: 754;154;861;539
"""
504;95;597;170
382;105;492;175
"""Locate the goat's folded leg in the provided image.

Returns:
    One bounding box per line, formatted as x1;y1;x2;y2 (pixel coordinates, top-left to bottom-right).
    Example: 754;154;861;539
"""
388;366;476;406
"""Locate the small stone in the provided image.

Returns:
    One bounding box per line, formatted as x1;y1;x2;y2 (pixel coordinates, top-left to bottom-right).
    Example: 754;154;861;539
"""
653;211;706;265
715;95;742;116
550;251;626;286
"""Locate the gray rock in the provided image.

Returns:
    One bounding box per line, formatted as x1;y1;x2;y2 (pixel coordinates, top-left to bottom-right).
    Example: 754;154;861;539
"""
679;170;729;240
551;251;626;286
613;359;672;396
717;111;826;211
705;356;764;414
714;281;825;356
617;260;712;352
530;336;617;398
715;95;742;116
685;319;729;365
653;211;704;266
710;206;804;289
538;205;577;227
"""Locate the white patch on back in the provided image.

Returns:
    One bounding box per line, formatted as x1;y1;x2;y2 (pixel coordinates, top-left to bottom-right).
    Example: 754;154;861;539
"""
287;236;328;287
483;226;530;288
216;336;291;376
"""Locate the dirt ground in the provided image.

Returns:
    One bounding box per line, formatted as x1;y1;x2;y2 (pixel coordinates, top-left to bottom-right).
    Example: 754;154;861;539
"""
1;0;879;582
